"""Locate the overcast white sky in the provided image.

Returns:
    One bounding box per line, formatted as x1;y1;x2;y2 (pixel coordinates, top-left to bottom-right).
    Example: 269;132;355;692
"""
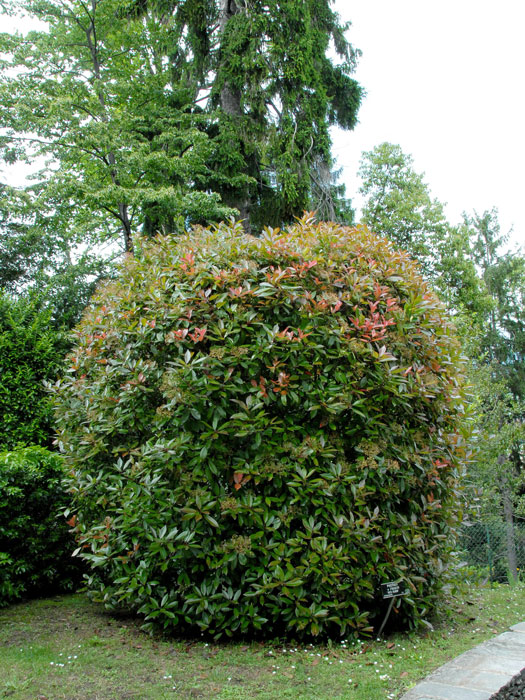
331;0;524;248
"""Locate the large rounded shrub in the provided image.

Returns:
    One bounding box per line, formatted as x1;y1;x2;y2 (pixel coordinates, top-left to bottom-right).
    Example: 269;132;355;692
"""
53;216;469;639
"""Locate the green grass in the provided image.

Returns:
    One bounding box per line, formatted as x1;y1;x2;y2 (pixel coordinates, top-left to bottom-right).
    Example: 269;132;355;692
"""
1;582;524;700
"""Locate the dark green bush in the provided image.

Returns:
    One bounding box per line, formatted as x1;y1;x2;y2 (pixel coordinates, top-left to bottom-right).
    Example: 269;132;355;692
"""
0;295;68;449
0;446;82;606
53;216;470;639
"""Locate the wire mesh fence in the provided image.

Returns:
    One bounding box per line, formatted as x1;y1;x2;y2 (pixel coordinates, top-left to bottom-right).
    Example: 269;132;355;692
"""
457;521;525;583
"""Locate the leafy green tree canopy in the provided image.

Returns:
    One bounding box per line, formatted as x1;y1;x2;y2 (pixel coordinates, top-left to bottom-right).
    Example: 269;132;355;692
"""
358;143;449;264
0;0;363;252
0;182;103;328
357;143;525;543
462;209;524;399
358;142;488;315
0;0;235;254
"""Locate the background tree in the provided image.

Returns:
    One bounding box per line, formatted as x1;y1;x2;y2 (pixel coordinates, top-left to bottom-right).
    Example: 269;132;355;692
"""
208;0;362;231
0;0;362;252
357;142;483;313
467;366;524;578
0;0;235;256
358;142;525;577
464;209;525;398
358;143;447;266
462;211;525;579
0;182;103;327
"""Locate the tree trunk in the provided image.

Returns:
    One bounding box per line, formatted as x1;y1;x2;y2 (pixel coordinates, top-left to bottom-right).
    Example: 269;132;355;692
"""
218;0;252;234
118;202;134;254
87;1;134;254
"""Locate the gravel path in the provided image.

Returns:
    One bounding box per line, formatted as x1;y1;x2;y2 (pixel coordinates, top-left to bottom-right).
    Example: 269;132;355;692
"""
489;667;525;700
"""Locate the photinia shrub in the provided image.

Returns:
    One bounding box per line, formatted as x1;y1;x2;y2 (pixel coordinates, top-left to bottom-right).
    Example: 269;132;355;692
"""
53;215;470;639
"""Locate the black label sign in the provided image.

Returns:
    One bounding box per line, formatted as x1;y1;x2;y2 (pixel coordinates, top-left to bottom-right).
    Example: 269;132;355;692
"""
380;581;408;599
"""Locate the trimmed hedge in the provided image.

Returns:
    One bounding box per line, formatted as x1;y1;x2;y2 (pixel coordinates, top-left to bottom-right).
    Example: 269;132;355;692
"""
0;295;68;449
53;216;469;639
0;447;82;606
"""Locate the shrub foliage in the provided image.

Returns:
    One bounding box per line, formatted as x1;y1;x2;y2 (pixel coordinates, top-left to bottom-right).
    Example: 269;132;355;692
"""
0;295;68;449
0;447;82;606
53;216;469;639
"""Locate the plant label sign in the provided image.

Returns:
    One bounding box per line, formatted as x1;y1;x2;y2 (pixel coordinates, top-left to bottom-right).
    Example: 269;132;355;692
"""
380;581;408;599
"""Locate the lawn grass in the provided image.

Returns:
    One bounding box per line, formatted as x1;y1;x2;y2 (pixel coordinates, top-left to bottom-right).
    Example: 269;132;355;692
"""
1;582;524;700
